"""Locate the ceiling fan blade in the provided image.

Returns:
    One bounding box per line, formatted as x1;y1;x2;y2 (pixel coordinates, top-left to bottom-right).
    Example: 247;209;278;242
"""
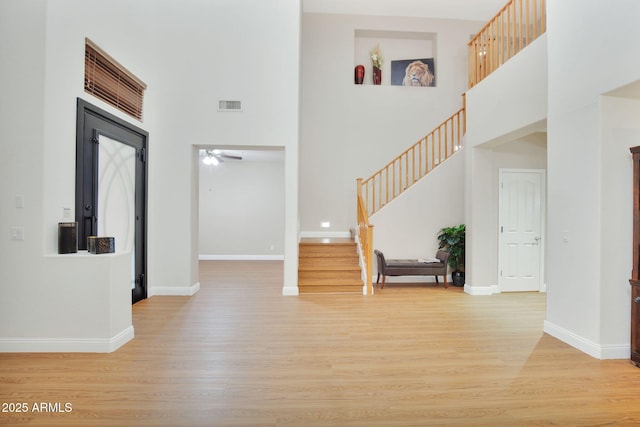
220;154;242;160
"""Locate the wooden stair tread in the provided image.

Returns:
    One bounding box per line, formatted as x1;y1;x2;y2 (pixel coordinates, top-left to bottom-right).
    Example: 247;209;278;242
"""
299;280;361;286
299;237;355;244
299;260;359;267
300;271;360;279
298;264;361;271
298;287;361;294
298;280;362;286
299;254;358;259
299;244;357;250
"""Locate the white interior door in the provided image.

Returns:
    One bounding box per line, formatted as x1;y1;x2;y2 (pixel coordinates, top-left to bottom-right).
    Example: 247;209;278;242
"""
498;169;544;292
98;134;136;290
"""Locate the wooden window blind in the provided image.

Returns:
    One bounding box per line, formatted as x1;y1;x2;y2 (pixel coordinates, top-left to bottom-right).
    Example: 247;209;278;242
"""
84;38;147;120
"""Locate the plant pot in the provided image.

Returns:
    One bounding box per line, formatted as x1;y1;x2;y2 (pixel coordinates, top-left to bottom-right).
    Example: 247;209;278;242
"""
451;271;465;287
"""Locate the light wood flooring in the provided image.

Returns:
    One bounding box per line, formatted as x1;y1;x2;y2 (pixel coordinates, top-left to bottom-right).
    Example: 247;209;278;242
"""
2;260;640;426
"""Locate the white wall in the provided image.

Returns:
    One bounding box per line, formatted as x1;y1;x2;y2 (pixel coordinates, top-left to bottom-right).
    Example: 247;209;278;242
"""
148;0;300;296
599;96;640;348
301;13;483;235
0;0;301;351
465;35;548;149
371;149;465;282
0;0;148;352
544;0;640;358
464;34;548;293
199;158;285;258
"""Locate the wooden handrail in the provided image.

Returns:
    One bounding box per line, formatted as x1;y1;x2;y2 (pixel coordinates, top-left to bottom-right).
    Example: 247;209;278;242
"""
468;0;546;88
358;101;466;218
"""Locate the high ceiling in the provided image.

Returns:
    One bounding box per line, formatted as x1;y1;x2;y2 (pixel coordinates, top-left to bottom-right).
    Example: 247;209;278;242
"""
208;1;508;164
302;0;508;21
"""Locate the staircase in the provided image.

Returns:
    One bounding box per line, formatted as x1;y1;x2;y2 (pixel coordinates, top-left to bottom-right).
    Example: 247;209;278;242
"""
298;238;363;294
297;1;547;295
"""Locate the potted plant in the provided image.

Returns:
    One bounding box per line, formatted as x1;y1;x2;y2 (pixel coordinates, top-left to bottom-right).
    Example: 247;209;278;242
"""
437;224;466;287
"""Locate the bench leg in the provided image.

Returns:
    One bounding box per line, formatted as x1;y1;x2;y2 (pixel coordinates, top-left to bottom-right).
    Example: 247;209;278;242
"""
444;273;448;289
376;273;381;284
435;275;439;284
381;275;386;289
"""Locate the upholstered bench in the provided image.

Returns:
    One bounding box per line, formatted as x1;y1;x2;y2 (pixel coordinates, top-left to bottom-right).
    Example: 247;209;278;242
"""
374;249;450;288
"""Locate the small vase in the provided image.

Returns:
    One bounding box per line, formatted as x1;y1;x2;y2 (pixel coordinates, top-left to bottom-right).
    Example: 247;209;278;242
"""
372;66;381;85
354;65;365;84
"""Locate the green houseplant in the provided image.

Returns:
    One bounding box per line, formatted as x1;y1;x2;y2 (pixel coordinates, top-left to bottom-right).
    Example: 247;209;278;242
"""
437;224;466;287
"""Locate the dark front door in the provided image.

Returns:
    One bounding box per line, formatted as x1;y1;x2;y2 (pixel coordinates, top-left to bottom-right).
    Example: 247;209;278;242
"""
76;98;148;304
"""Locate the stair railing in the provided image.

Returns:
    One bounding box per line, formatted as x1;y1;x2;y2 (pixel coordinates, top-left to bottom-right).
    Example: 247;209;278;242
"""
468;0;546;88
356;96;466;293
359;98;466;218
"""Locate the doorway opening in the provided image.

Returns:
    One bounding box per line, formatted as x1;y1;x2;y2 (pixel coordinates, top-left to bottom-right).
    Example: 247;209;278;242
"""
196;146;285;262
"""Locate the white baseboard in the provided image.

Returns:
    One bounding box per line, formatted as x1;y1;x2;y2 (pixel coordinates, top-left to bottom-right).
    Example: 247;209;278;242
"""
299;231;352;239
149;282;200;296
543;320;629;360
282;286;299;296
0;326;134;353
199;254;284;261
464;284;498;295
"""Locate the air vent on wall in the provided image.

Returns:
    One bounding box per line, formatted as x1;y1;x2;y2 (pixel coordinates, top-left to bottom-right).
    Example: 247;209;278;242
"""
218;100;242;112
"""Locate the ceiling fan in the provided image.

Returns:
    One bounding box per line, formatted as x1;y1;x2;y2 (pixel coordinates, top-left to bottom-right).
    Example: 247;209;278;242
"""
201;149;243;165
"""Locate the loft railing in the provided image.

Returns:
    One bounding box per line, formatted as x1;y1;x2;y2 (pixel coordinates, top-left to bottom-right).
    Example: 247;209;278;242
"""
356;97;466;292
468;0;546;88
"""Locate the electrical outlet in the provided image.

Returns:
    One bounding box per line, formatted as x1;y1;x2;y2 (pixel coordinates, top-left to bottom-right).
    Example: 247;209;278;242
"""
10;227;24;241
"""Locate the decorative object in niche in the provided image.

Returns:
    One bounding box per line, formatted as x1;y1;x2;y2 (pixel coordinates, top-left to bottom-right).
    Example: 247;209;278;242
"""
354;65;365;84
87;236;115;254
58;222;78;254
391;58;436;87
372;67;381;85
370;44;383;85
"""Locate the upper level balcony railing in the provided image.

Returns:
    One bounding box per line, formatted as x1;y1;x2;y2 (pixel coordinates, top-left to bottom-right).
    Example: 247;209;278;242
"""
468;0;546;88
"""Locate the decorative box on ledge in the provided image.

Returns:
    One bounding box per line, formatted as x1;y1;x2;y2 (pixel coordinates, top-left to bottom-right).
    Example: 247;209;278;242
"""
87;236;115;254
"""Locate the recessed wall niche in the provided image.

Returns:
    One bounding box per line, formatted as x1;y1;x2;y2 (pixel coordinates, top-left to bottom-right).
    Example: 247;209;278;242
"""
354;30;437;86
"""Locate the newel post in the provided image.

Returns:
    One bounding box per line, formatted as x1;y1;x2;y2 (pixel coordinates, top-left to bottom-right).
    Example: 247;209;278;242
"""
366;223;373;295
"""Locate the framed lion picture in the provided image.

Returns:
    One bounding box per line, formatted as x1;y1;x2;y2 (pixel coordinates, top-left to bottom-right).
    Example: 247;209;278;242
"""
391;58;436;87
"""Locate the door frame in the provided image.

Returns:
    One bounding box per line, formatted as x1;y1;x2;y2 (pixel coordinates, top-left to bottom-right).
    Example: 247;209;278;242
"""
498;168;546;293
75;98;149;303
